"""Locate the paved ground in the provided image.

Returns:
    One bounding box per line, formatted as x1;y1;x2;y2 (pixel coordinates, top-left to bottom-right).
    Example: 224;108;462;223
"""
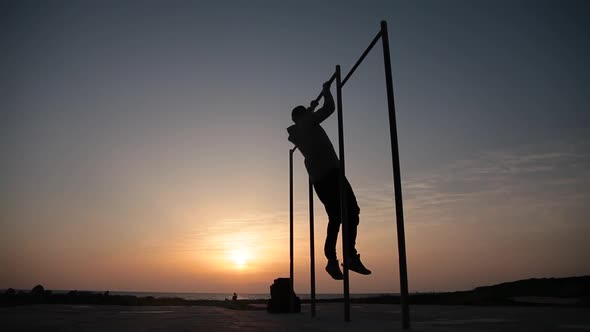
1;303;589;331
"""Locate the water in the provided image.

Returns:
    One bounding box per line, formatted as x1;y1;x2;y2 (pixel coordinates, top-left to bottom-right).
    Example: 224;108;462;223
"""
6;288;398;301
111;292;268;301
116;292;397;301
49;290;396;301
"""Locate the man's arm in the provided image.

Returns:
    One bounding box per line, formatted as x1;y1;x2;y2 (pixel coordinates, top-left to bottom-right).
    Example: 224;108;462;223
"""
310;81;335;124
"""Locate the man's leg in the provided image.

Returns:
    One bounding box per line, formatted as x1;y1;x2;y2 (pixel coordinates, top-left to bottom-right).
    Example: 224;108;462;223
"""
343;179;371;275
343;178;360;259
324;217;340;261
313;169;344;279
313;169;341;260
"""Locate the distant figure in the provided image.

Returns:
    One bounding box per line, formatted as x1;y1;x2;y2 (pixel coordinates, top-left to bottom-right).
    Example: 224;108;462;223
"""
232;292;237;301
287;80;371;280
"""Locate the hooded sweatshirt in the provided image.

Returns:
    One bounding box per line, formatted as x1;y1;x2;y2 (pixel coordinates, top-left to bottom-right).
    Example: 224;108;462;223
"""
287;120;339;183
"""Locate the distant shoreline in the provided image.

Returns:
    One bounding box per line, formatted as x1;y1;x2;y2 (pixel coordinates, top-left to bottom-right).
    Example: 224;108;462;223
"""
2;276;589;309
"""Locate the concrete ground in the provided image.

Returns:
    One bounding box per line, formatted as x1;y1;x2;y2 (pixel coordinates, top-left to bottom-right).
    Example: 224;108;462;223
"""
1;303;588;331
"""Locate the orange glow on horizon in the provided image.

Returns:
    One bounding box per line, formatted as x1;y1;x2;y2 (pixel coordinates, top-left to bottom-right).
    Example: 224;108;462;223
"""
230;249;252;269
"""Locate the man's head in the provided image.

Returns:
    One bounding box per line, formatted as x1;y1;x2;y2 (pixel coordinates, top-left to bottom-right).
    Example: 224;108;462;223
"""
291;105;309;123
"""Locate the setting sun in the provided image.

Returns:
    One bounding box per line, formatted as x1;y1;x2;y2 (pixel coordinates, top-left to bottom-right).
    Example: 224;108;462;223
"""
231;250;250;269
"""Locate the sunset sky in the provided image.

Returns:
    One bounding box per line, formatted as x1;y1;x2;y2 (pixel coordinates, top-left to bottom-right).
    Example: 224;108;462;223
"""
2;0;589;295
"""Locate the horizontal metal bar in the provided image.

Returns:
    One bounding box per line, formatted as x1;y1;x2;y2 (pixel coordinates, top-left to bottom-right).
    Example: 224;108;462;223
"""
311;71;337;106
341;30;382;87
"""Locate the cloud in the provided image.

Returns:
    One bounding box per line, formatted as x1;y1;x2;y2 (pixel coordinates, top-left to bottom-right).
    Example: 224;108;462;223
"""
167;140;590;260
355;140;590;227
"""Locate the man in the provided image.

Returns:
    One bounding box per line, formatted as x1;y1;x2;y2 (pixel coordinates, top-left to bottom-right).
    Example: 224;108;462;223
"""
287;80;371;280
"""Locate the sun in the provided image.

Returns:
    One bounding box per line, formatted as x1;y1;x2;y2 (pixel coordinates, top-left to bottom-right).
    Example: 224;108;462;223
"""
231;250;250;269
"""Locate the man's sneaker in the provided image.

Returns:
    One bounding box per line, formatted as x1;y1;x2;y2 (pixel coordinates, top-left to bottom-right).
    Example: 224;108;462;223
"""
345;254;372;275
325;259;344;280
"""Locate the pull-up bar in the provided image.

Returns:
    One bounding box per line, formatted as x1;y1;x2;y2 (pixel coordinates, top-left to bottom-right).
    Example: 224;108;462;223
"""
342;30;382;86
289;147;317;317
310;30;381;107
310;72;336;110
288;147;295;311
289;20;409;329
381;20;411;330
308;176;316;317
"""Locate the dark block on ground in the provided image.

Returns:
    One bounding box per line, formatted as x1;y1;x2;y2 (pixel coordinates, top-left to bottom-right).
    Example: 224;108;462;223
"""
267;278;300;313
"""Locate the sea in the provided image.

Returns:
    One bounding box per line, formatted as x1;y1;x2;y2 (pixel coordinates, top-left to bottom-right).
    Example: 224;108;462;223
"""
45;290;396;301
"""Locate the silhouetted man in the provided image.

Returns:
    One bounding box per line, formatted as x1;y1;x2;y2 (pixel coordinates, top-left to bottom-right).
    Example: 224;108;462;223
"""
287;80;371;280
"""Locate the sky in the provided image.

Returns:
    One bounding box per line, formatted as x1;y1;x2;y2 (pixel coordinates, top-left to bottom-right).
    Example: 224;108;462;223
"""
1;0;589;294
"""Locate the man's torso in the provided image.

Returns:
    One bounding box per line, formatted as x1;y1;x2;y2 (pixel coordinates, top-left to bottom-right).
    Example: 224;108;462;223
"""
287;122;339;183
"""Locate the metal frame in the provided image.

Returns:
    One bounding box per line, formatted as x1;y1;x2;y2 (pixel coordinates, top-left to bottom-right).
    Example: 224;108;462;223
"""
335;64;351;321
288;20;410;329
308;176;316;317
289;147;317;317
288;147;295;313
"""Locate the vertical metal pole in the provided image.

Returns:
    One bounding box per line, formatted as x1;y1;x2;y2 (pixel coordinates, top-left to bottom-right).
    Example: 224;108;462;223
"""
336;65;351;322
381;20;410;329
308;177;316;317
289;148;295;305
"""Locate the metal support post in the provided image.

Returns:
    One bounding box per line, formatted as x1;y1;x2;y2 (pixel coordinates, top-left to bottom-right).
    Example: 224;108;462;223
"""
381;20;410;329
308;177;316;317
336;65;351;322
289;147;295;307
